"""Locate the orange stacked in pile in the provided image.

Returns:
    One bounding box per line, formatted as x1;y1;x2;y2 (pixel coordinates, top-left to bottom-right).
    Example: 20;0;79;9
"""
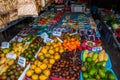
63;38;81;51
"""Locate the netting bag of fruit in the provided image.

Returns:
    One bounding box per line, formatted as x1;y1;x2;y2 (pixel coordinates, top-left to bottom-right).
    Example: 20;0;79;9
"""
17;0;38;17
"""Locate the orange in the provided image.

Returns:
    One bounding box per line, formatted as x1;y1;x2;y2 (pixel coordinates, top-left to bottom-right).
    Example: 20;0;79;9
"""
54;54;60;60
48;64;52;69
26;69;33;77
43;69;50;77
40;63;47;70
49;59;55;64
39;74;48;80
30;64;36;70
35;67;41;74
46;42;51;46
32;74;38;80
49;49;54;55
55;47;59;52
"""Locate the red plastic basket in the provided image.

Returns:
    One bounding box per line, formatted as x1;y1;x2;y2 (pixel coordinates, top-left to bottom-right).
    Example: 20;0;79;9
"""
51;77;68;80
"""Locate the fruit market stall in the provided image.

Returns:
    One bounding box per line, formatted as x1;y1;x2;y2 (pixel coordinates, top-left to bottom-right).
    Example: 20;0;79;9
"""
0;5;118;80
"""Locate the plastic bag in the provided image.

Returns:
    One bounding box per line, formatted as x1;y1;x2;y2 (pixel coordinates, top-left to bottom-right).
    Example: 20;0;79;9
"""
18;0;38;17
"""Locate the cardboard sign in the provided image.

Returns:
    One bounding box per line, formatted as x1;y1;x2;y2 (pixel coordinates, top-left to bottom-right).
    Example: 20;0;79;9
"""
1;42;9;49
6;53;17;60
44;38;54;43
40;32;48;39
18;37;23;42
52;31;62;37
92;46;102;52
18;56;26;67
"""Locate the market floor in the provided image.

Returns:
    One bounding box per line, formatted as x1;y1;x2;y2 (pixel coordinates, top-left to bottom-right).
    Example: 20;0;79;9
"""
102;39;120;79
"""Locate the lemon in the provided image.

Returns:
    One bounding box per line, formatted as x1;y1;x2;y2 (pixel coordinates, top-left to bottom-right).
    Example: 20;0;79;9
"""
41;48;47;54
34;60;39;65
45;46;49;50
54;54;60;60
48;64;52;69
39;74;48;80
54;38;58;43
43;69;50;77
50;46;54;49
30;64;36;70
59;48;64;54
55;47;59;52
43;59;49;64
35;67;41;74
32;74;38;80
46;42;51;46
49;59;55;64
39;55;45;61
40;63;47;70
37;61;42;67
38;52;43;57
58;42;62;46
45;53;51;58
50;55;54;59
26;69;33;77
49;49;54;55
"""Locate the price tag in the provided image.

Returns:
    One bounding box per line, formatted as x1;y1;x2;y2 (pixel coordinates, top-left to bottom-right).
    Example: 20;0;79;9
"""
40;32;48;39
92;47;97;52
18;56;26;67
92;46;102;52
44;38;54;43
52;31;62;37
6;53;16;60
18;37;23;42
97;46;102;51
1;42;9;49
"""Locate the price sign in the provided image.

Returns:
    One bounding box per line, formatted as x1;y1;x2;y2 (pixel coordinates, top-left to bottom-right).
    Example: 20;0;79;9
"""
44;38;54;43
1;42;9;49
92;46;102;52
18;57;26;67
18;37;23;42
52;31;62;37
40;32;48;39
97;46;102;51
6;53;17;60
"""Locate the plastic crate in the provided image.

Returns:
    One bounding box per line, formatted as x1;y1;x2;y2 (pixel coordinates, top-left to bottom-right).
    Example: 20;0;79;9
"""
80;68;118;80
